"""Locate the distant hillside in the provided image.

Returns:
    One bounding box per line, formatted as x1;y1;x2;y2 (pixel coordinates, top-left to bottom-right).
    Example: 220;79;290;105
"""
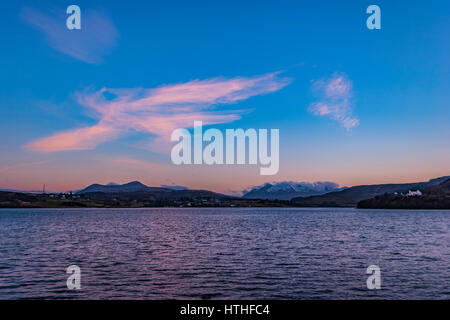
83;189;230;202
243;181;344;200
357;179;450;209
0;191;40;207
76;181;171;194
76;181;232;202
0;182;234;208
0;188;286;208
291;176;450;207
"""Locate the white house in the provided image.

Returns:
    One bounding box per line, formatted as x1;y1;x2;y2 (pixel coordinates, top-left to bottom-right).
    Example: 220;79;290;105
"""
406;190;422;197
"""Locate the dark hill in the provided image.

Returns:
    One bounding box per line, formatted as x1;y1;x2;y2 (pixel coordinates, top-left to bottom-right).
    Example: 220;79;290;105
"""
76;181;171;194
0;184;233;208
82;189;229;202
357;179;450;209
291;176;450;207
0;191;41;208
75;181;232;204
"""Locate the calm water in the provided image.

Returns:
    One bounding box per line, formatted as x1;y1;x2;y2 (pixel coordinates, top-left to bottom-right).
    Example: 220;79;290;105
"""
0;208;448;300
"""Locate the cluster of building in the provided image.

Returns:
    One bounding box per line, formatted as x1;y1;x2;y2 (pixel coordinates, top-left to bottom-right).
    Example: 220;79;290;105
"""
48;192;80;200
173;197;227;207
393;190;423;197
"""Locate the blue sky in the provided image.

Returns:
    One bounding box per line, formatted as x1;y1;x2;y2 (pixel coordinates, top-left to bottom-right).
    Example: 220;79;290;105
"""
0;0;449;193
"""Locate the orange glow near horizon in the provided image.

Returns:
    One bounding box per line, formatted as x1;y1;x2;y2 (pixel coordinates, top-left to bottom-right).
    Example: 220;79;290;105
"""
1;155;448;194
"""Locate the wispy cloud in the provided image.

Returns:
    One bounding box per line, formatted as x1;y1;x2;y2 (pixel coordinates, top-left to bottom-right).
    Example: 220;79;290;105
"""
25;123;122;152
25;72;291;152
20;6;118;64
0;161;50;173
308;73;359;130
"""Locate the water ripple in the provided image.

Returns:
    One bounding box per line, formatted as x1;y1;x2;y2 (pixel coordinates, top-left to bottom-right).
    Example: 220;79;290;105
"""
0;208;448;299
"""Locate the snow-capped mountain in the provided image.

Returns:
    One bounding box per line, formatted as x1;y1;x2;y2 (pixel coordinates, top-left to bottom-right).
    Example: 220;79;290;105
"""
242;181;345;200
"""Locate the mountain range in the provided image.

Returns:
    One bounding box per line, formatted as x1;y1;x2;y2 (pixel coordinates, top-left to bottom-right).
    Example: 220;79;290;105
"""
76;181;230;202
1;176;449;209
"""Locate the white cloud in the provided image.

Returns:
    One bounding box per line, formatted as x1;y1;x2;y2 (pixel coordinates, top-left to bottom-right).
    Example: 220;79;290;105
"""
309;73;359;130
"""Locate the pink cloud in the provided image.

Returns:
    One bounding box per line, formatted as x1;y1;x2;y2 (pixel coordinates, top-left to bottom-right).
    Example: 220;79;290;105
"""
324;76;352;97
25;72;291;152
309;73;359;130
25;123;121;152
21;6;118;64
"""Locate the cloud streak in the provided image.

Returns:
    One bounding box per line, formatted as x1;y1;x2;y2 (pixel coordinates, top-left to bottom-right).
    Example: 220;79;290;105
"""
21;6;118;64
308;73;359;130
25;72;291;152
26;123;121;152
0;161;50;174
